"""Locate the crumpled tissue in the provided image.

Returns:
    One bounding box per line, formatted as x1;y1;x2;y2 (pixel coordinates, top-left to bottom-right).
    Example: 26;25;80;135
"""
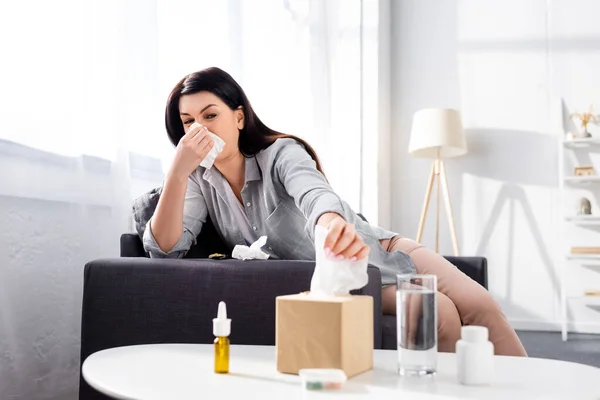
232;236;270;260
189;122;225;170
309;225;369;296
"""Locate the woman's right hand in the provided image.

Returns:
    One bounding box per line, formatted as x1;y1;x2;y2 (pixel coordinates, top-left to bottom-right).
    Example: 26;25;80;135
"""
168;123;215;180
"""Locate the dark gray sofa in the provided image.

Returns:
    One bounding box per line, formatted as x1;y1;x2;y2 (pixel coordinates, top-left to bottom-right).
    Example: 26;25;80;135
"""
79;218;487;399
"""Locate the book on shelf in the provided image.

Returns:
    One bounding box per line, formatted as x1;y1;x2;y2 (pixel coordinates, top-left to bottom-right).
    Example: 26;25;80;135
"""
570;246;600;254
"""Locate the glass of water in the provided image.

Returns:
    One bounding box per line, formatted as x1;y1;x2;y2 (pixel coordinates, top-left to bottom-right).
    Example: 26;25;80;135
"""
396;274;437;376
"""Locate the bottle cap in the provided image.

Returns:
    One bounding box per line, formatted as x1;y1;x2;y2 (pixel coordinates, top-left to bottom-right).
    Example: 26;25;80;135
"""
213;301;231;337
461;326;488;343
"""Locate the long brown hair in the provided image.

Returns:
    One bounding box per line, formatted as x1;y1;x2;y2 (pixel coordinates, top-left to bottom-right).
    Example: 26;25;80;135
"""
165;67;325;173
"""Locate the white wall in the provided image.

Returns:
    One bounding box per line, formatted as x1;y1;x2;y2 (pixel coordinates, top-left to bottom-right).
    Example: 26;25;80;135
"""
391;0;600;333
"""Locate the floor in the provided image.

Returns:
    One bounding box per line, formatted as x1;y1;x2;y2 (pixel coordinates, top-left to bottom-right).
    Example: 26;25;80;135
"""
516;330;600;368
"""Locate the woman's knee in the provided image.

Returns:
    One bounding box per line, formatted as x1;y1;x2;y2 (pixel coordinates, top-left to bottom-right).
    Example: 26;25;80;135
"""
382;285;396;315
462;290;505;325
437;292;462;352
437;292;462;334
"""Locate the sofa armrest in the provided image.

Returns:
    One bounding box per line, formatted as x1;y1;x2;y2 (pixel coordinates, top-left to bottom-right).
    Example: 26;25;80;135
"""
80;258;382;399
120;233;147;257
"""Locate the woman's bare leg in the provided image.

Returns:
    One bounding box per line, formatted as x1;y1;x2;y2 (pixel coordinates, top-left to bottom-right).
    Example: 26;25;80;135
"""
380;237;527;356
383;284;462;352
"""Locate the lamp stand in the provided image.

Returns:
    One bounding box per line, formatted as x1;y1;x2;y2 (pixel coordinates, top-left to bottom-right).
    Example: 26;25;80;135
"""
416;157;459;256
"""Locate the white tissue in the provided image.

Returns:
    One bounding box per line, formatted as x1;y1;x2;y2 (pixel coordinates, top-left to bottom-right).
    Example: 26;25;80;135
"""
232;236;270;260
310;225;369;296
189;122;225;170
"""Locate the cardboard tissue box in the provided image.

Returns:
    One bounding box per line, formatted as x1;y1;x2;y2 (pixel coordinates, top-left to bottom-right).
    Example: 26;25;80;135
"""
276;293;373;378
275;226;374;378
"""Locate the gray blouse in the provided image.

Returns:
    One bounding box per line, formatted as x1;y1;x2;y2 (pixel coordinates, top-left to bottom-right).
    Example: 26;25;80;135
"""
143;138;415;285
221;176;262;247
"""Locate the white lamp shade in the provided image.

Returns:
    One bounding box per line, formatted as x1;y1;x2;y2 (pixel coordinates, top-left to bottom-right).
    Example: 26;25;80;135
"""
408;108;467;158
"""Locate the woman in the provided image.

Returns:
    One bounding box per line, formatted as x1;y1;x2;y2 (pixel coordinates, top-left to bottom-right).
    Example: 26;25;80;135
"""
143;67;527;356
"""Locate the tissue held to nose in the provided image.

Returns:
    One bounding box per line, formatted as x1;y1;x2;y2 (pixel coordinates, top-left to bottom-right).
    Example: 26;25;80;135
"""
189;122;226;170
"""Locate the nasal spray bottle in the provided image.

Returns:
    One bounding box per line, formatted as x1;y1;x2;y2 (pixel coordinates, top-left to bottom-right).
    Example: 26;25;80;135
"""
213;301;231;373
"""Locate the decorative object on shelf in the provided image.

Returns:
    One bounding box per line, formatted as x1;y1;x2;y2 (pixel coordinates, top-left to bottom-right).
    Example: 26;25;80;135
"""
574;166;596;176
569;104;598;138
570;246;600;255
408;108;467;256
584;290;600;297
577;197;592;215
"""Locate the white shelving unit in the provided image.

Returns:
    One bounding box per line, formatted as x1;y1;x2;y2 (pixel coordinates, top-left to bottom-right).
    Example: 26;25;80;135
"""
563;137;600;148
564;215;600;224
559;137;600;341
565;295;600;309
564;176;600;185
566;254;600;260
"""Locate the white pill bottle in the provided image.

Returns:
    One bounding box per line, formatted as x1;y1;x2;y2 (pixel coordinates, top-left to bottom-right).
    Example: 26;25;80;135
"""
456;326;494;386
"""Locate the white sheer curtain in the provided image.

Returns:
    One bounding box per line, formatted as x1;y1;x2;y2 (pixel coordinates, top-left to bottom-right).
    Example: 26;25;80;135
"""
0;0;365;398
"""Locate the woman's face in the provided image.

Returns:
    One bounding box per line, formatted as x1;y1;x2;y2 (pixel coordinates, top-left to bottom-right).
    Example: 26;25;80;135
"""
178;91;244;161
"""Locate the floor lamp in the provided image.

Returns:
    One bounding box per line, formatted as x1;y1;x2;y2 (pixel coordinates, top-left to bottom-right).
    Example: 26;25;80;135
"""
408;109;468;256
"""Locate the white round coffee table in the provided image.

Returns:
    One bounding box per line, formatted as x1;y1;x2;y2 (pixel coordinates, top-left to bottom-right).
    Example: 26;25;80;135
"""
82;344;600;399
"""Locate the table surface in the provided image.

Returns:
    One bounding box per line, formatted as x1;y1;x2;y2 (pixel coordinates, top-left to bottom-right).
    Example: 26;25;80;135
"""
82;344;600;400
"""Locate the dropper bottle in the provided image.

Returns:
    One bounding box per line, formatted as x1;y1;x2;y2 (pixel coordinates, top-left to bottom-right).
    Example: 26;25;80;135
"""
213;301;231;373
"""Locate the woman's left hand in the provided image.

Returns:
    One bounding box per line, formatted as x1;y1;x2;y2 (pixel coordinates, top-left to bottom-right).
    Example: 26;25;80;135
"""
317;213;370;261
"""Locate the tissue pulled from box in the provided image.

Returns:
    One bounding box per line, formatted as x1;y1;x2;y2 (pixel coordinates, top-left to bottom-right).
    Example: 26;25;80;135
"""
189;122;225;170
232;236;270;260
309;225;368;296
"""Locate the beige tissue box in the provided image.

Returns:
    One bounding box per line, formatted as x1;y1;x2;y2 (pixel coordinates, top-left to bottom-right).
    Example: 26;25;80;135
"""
275;293;373;378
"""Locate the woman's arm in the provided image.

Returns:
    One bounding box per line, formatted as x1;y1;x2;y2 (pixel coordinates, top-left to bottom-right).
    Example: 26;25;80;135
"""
144;122;214;258
274;140;349;229
151;173;189;251
143;173;207;258
274;139;369;260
